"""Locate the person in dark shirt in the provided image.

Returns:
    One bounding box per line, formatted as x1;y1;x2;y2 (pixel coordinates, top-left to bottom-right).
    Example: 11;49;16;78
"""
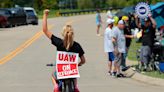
135;14;156;71
121;16;135;70
43;9;86;92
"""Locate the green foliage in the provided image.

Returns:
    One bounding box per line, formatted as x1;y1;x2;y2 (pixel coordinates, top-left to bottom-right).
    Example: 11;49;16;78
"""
13;0;33;7
0;0;14;8
33;0;58;11
107;0;163;7
77;0;108;9
0;0;163;10
128;39;141;61
144;71;164;79
77;0;94;9
41;0;58;9
92;0;108;8
37;9;59;19
33;0;43;11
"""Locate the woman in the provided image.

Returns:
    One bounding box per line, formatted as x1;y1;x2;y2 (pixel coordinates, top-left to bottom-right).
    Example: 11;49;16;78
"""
43;9;86;92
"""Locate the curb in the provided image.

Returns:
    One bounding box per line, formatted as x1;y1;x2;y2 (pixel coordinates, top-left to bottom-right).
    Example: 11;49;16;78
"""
124;68;164;86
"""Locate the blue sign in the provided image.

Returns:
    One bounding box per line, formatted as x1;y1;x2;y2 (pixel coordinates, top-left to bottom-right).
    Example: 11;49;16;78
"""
135;2;151;19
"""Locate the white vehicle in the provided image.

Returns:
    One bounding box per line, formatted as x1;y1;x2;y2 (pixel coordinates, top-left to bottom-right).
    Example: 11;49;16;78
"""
24;7;38;25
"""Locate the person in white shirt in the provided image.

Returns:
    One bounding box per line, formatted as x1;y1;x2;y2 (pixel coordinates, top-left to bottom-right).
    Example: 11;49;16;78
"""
106;10;113;19
104;18;116;75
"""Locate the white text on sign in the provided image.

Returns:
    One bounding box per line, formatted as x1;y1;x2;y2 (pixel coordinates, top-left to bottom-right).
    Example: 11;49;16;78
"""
58;53;77;62
56;51;80;79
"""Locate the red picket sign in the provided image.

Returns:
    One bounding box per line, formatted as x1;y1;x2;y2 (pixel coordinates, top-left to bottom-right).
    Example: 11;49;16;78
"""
56;51;80;79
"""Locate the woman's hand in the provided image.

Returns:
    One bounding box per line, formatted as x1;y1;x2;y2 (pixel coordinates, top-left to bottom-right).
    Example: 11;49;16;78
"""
78;55;86;66
44;9;50;17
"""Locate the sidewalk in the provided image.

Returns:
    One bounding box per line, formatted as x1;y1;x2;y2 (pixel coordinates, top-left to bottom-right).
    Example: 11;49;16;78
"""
125;59;164;86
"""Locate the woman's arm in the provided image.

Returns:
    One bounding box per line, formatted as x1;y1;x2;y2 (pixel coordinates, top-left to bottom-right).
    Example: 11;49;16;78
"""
43;9;52;39
148;14;156;28
78;55;86;66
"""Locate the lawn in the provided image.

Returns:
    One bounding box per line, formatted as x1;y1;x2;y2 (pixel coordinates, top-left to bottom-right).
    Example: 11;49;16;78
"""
37;9;59;19
128;39;164;79
144;71;164;79
37;9;96;19
128;39;141;61
36;9;119;19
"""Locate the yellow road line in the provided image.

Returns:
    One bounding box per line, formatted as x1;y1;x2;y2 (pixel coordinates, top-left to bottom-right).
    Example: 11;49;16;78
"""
0;25;53;65
0;18;81;65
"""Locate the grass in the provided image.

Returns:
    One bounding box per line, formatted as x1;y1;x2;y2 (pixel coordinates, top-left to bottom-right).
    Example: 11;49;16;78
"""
128;40;164;79
36;9;117;19
128;39;141;61
36;9;164;79
37;9;95;19
144;71;164;79
37;9;59;19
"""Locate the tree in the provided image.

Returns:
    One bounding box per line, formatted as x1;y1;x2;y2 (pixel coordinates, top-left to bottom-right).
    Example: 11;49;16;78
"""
93;0;108;8
0;0;163;10
106;0;163;8
33;0;58;10
77;0;94;9
13;0;33;7
0;0;14;8
41;0;58;9
107;0;119;7
33;0;43;10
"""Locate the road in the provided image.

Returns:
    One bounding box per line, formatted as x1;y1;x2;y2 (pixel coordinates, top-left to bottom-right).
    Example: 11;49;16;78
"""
0;14;164;92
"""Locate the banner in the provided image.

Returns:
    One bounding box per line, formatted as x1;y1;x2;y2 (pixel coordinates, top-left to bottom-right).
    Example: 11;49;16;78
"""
56;51;80;79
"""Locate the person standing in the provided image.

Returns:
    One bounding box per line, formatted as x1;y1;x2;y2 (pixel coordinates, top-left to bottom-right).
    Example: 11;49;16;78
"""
121;16;135;70
104;19;116;75
112;20;126;77
106;10;113;19
135;14;156;71
43;9;86;92
113;16;119;26
96;9;102;36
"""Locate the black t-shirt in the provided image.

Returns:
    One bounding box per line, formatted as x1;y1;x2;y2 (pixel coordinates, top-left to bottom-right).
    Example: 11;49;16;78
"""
51;35;85;57
124;26;132;48
141;25;156;47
